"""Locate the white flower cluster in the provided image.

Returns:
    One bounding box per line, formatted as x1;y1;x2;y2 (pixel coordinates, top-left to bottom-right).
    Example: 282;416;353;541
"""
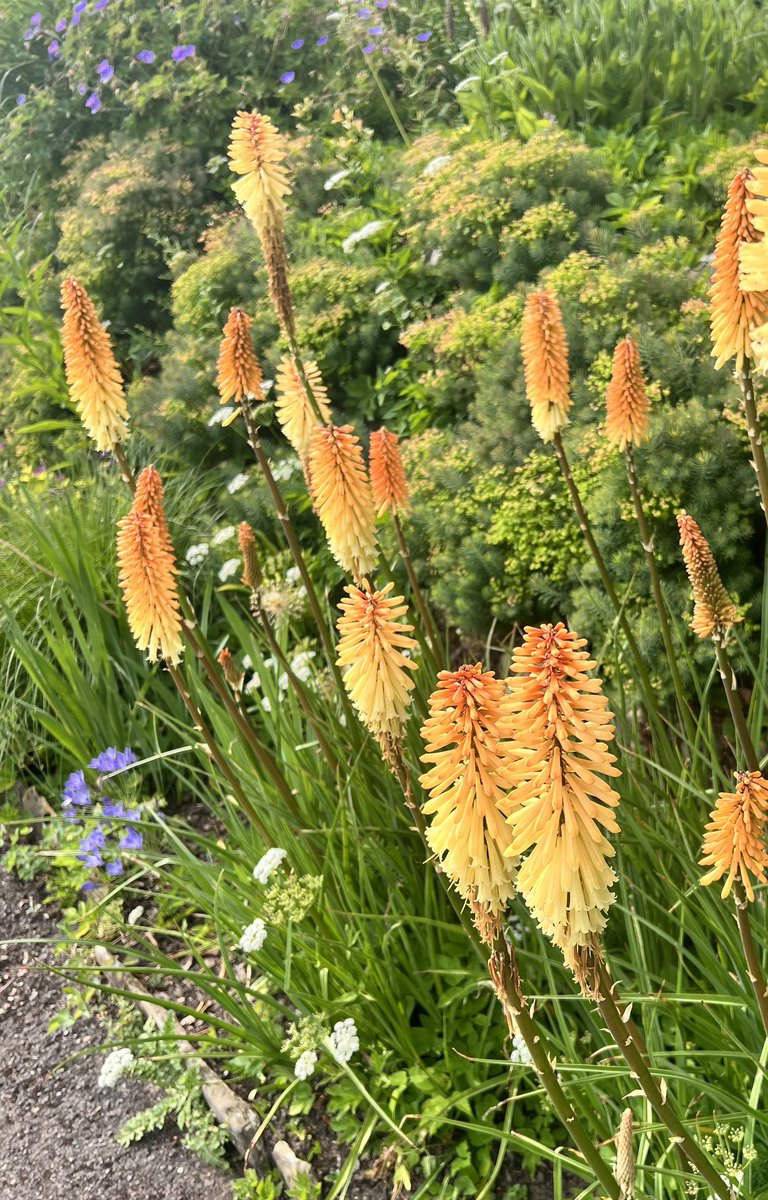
422;153;452;177
211;525;236;546
271;456;300;483
290;649;316;683
329;1018;359;1064
208;405;234;426
185;542;209;566
227;472;249;495
324;168;352;191
294;1050;318;1081
97;1047;134;1089
218;558;240;582
239;917;267;954
253;847;288;885
342;220;384;255
509;1032;533;1067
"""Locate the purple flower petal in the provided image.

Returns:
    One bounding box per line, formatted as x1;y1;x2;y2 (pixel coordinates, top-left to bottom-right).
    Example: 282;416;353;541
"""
185;43;195;57
357;6;371;15
291;38;304;49
136;49;155;63
85;92;101;112
76;81;87;94
416;30;432;41
70;11;80;25
316;34;328;45
55;17;67;30
369;24;384;33
48;39;59;56
74;1;87;12
171;45;185;61
23;27;35;39
375;1;389;6
97;62;114;81
280;69;295;84
105;859;123;876
31;11;43;24
95;0;108;8
362;43;375;53
119;827;143;851
81;880;96;892
16;93;26;106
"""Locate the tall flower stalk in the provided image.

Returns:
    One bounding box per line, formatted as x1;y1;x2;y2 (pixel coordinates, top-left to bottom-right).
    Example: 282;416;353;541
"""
60;277;129;451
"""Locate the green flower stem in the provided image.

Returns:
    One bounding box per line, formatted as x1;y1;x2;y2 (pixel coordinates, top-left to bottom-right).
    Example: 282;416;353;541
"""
392;512;446;670
595;962;732;1200
713;638;760;773
737;358;768;528
364;59;411;147
624;445;696;742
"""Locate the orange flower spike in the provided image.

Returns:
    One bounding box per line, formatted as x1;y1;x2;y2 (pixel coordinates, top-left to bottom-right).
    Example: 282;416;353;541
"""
133;465;171;542
216;308;263;406
116;507;183;664
308;424;378;583
274;356;331;457
419;664;519;928
504;624;621;968
60;278;129;451
238;521;262;589
369;428;410;516
700;771;768;901
228;110;291;235
710;169;768;366
520;290;572;443
677;511;742;639
604;337;650;450
336;581;418;745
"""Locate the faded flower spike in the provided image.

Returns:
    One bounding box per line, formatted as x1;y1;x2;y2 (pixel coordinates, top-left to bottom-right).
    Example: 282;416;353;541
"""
238;521;262;589
677;511;742;640
218;648;244;696
604;337;650;450
419;664;519;940
369;428;410;516
275;356;331;458
117;494;183;665
61;278;129;451
700;771;768;901
521;290;571;443
710;170;768;369
504;624;621;972
308;424;378;583
216;308;263;406
337;581;418;751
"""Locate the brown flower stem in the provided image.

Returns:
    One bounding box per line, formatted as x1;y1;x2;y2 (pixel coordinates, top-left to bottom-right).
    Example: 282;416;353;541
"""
112;442;136;492
392;512;445;669
595;962;732;1200
166;662;269;840
624;446;696;742
734;893;768;1037
713;639;760;772
491;936;621;1198
552;434;656;707
737;358;768;526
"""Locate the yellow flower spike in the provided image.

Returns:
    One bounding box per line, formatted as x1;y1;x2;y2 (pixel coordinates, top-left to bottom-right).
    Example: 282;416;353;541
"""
60;278;129;451
274;355;331;458
504;623;621;970
521;290;571;443
369;428;410;517
336;581;418;752
709;169;768;368
419;664;519;939
700;771;768;901
604;336;650;450
307;424;378;583
677;511;742;640
216;308;263;406
116;498;183;665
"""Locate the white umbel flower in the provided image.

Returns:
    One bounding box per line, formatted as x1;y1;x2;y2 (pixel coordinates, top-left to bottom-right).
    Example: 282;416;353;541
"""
253;847;288;884
97;1047;134;1088
227;472;249;494
218;557;240;582
329;1018;359;1064
294;1050;318;1080
239;917;267;953
185;542;209;566
212;525;236;546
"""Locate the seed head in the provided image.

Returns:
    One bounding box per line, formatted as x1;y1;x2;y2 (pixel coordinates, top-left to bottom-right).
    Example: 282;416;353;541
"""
604;337;649;450
369;428;410;516
60;278;128;451
216;308;263;406
700;771;768;901
677;511;742;640
308;424;378;583
521;291;571;443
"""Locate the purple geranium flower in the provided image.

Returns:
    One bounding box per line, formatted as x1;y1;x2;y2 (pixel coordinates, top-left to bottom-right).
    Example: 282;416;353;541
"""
105;859;123;876
375;1;389;6
74;1;87;12
362;43;375;53
16;94;26;106
317;34;328;45
172;43;195;61
416;30;432;41
48;40;59;56
119;827;143;851
369;24;384;34
31;12;43;25
85;92;101;112
89;746;138;774
96;58;113;81
136;49;155;63
280;70;295;84
55;17;67;31
23;27;36;39
357;7;371;15
63;770;90;807
291;38;304;49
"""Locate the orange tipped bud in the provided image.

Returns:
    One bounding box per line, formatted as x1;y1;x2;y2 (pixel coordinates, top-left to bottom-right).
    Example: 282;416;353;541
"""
369;428;410;516
274;356;331;458
228;110;291;235
604;337;650;450
504;624;621;970
677;511;742;640
709;170;768;368
60;278;128;451
700;770;768;901
216;308;263;406
337;581;418;749
117;493;183;665
419;664;519;933
521;290;571;442
238;521;262;589
308;424;378;583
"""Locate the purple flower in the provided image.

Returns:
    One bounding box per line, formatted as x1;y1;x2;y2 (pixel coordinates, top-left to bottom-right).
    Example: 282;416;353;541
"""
89;746;137;774
74;1;87;12
172;43;196;61
105;859;123;877
280;70;295;84
48;39;60;56
369;24;384;34
31;12;43;25
81;880;96;892
76;81;87;94
63;770;90;807
291;38;304;49
80;825;107;852
357;7;371;15
136;49;155;63
55;17;67;30
416;30;432;41
102;800;125;819
64;807;82;824
16;94;26;106
316;34;328;45
96;58;113;81
124;808;142;822
77;850;103;868
119;827;143;851
362;43;375;53
85;92;101;112
95;0;108;8
23;27;36;39
33;463;45;476
375;1;389;6
70;11;80;24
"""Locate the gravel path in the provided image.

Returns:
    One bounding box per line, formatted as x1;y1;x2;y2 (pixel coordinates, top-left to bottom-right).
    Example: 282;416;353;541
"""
0;868;233;1200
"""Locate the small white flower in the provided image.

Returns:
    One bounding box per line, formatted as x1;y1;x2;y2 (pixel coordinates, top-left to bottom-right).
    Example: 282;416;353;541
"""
277;672;289;693
324;168;352;191
242;655;252;670
209;405;235;426
509;1032;533;1067
454;77;480;94
428;249;442;267
185;543;209;566
342;220;385;254
262;378;274;394
285;566;301;586
374;280;390;295
127;905;144;926
294;1050;318;1080
290;650;316;683
212;525;236;546
422;154;452;176
97;1047;134;1088
239;917;267;954
227;472;249;495
261;695;272;713
219;558;240;582
329;1018;359;1064
253;847;288;884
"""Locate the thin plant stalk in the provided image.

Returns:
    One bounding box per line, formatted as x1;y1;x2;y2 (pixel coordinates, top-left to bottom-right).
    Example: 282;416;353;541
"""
363;57;411;147
736;358;768;527
392;512;445;669
624;445;696;742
